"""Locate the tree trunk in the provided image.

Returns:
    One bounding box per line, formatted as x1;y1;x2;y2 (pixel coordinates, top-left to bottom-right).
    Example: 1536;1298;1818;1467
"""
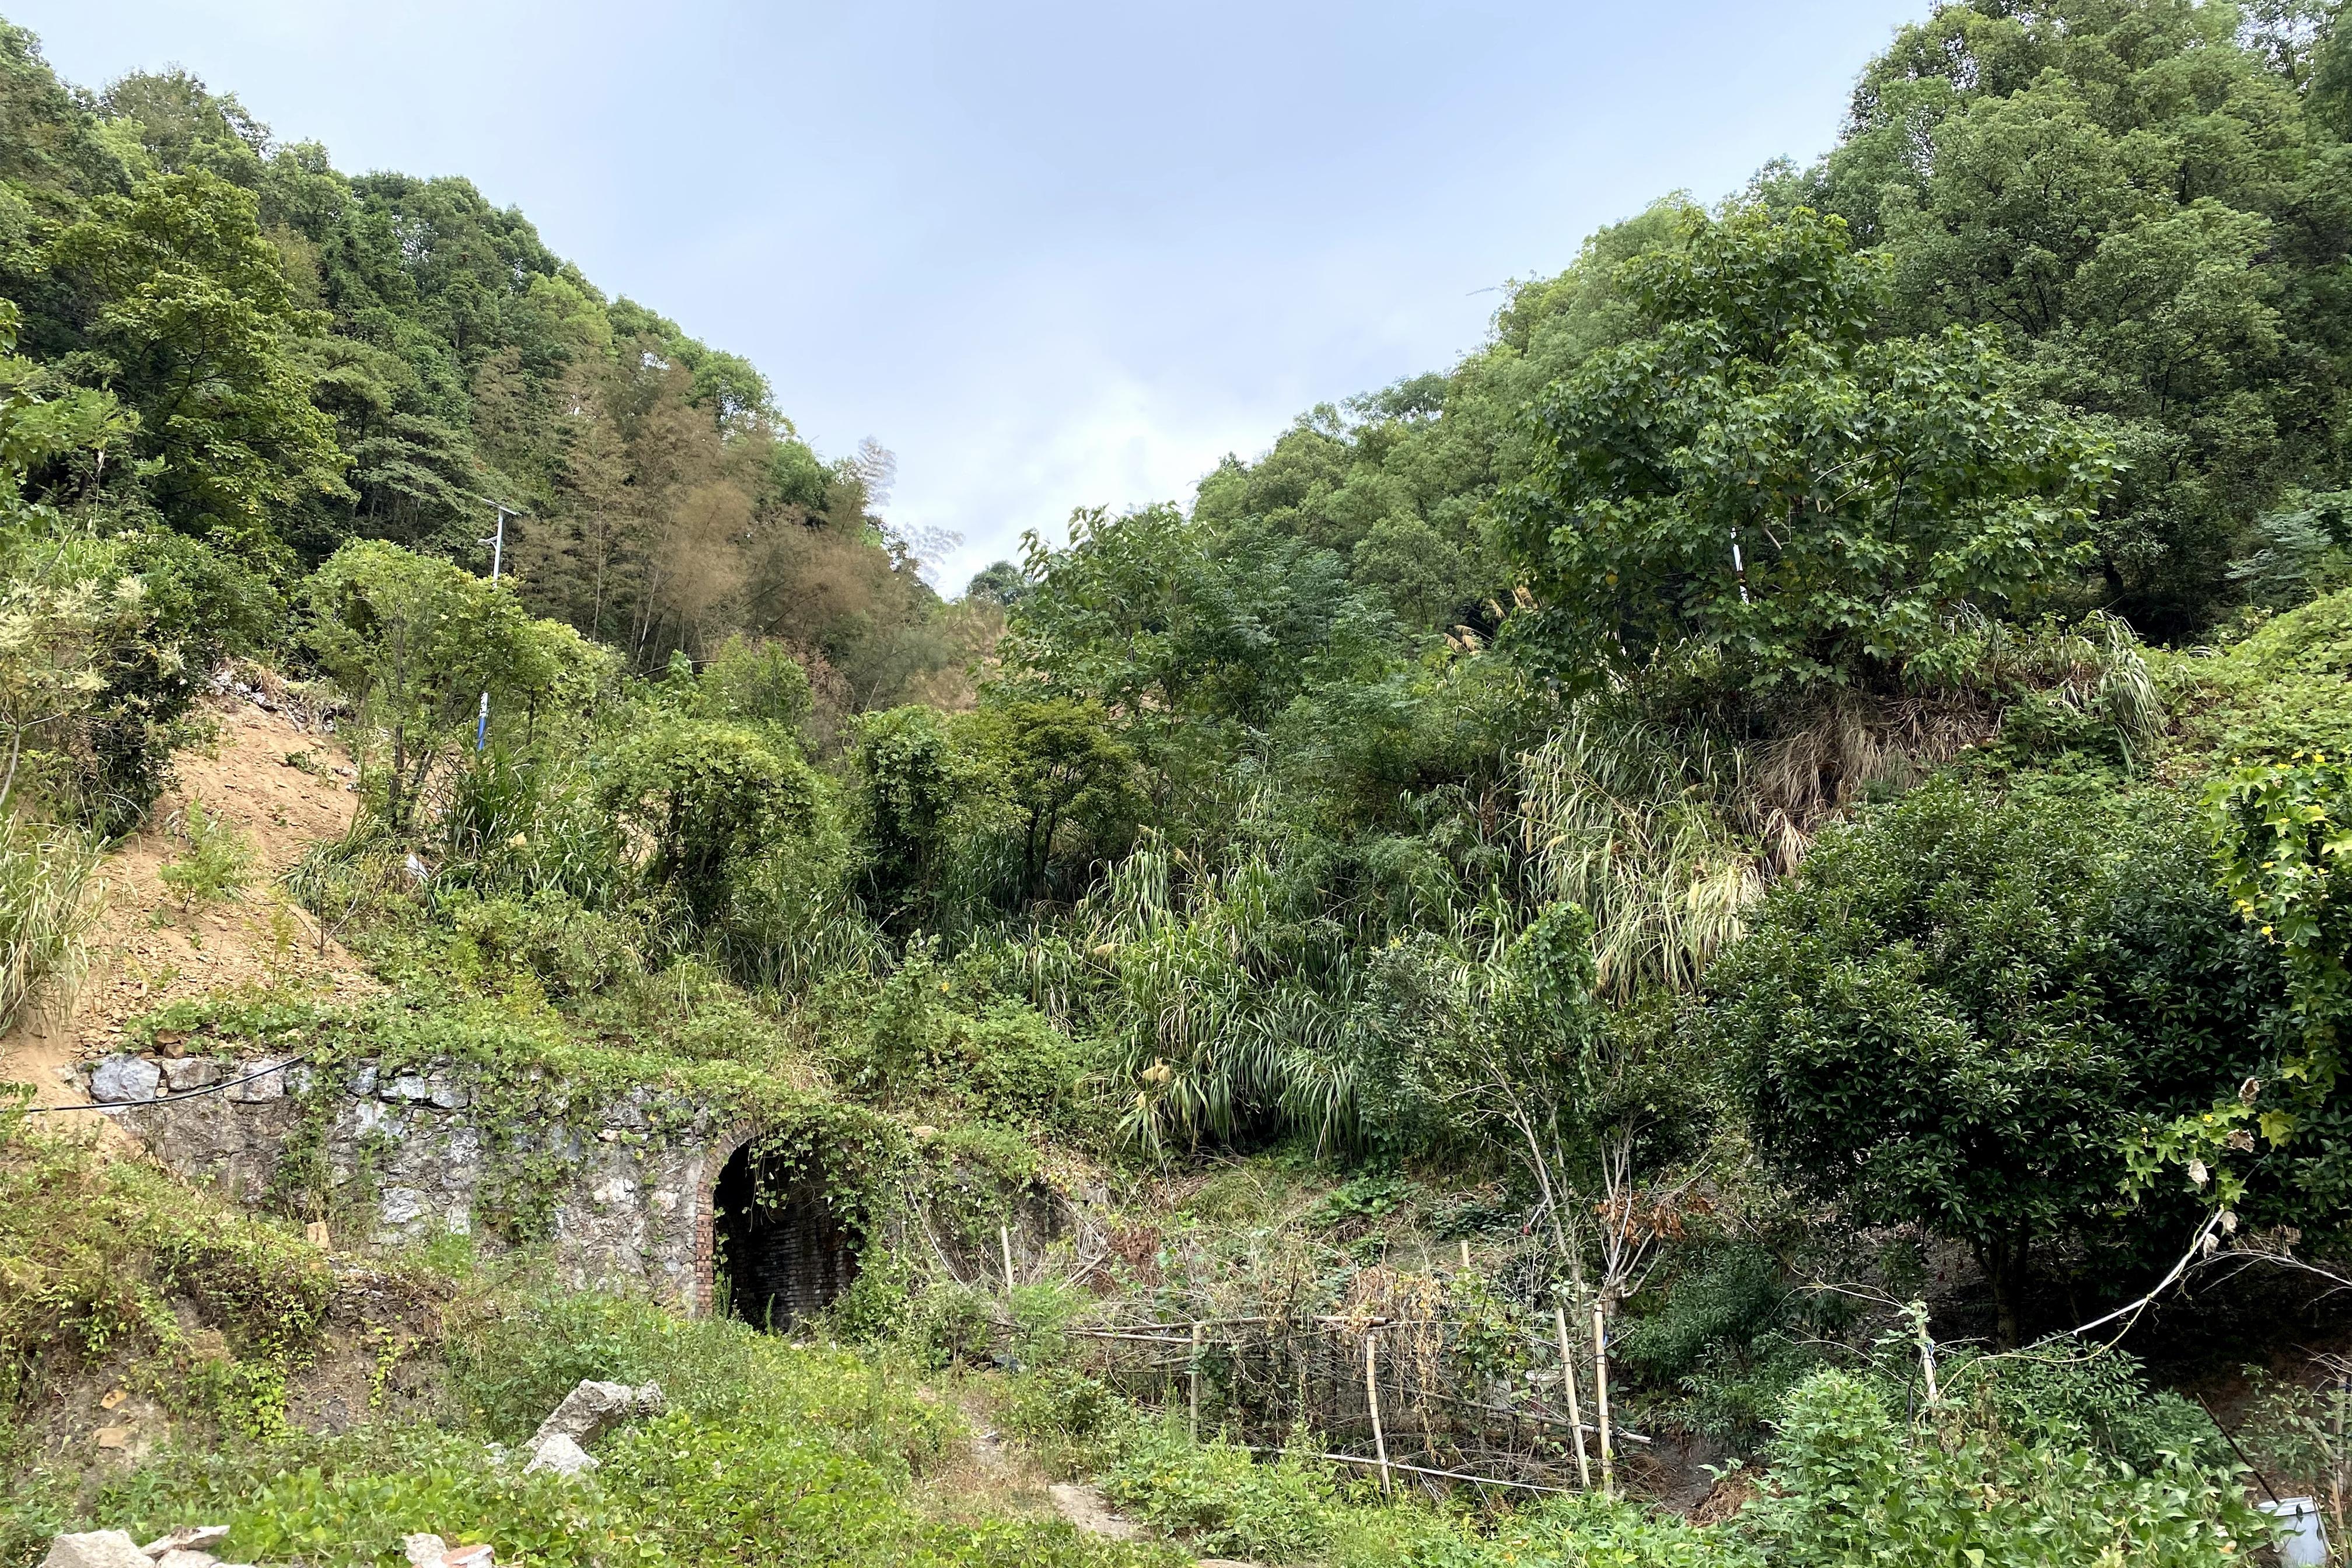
1973;1231;2028;1349
387;723;410;830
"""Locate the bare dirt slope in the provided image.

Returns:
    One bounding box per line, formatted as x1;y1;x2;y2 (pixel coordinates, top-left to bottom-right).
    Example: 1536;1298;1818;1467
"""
2;684;376;1122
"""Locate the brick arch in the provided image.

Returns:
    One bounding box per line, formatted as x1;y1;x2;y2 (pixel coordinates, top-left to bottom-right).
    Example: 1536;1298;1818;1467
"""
693;1125;763;1317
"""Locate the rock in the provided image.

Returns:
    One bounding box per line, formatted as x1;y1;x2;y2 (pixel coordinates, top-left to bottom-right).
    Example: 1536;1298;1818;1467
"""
160;1059;225;1093
387;1074;432;1103
401;1535;446;1568
39;1533;151;1568
523;1430;597;1476
529;1378;666;1449
520;1378;665;1475
153;1551;215;1568
346;1064;378;1096
90;1057;161;1104
139;1528;229;1558
427;1078;469;1110
224;1059;288;1103
440;1549;493;1568
379;1187;427;1226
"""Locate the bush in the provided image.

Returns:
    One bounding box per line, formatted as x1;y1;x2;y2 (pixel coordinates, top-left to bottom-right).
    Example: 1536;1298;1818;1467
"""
1749;1370;2263;1567
1100;1418;1333;1563
1712;778;2283;1343
1941;1349;2222;1472
689;635;813;740
159;795;256;908
902;1279;999;1370
599;718;817;925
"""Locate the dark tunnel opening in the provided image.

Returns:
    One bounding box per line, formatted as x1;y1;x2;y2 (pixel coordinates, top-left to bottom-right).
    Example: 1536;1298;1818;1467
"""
712;1143;859;1333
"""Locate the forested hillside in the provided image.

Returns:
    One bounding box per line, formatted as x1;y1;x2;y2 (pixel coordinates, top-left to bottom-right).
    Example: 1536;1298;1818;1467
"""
8;4;2352;1566
0;23;981;722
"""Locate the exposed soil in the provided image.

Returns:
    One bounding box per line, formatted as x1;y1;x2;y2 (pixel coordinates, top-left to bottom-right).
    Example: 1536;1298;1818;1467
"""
1044;1480;1146;1542
24;1264;450;1470
1;684;377;1128
918;1390;1064;1531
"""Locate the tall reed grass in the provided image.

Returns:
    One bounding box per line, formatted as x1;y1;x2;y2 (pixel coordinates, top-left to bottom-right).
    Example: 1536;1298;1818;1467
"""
0;813;100;1034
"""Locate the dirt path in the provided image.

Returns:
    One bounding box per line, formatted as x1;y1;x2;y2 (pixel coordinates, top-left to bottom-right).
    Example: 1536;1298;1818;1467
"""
1044;1479;1146;1541
2;686;376;1123
927;1388;1259;1565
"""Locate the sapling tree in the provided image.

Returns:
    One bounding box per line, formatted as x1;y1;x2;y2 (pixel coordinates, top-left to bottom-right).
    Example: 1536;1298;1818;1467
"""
305;539;586;830
1419;904;1710;1312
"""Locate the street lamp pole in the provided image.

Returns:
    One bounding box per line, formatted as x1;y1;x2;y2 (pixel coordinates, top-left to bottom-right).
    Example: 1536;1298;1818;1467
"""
476;505;510;751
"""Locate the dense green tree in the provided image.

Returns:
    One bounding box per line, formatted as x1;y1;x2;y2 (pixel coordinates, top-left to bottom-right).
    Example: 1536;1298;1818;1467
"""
1713;778;2284;1343
600;718;815;925
965;696;1140;902
1498;204;2113;702
46;169;347;548
963;560;1028;608
1793;0;2352;635
847;704;967;931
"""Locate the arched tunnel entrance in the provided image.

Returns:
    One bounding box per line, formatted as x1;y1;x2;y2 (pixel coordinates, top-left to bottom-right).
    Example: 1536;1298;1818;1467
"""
711;1142;859;1332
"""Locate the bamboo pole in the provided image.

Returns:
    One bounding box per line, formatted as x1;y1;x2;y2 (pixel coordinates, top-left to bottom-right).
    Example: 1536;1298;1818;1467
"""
1189;1320;1203;1440
1244;1446;1575;1495
1591;1297;1616;1499
999;1224;1015;1290
1364;1331;1392;1496
2333;1376;2347;1553
1459;1240;1471;1270
1554;1305;1592;1489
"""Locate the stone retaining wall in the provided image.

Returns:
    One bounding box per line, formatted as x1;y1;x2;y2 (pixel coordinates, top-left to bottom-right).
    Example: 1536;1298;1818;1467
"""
85;1052;735;1309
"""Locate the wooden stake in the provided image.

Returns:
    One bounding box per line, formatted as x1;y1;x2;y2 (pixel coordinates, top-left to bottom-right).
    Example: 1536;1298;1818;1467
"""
1458;1240;1471;1270
999;1224;1015;1292
2333;1376;2347;1552
1554;1305;1592;1489
1364;1331;1392;1496
1591;1297;1616;1499
1189;1320;1204;1440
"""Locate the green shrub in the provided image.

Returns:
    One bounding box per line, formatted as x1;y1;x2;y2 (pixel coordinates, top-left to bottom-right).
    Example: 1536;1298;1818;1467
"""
999;1367;1122;1449
1749;1370;2263;1567
158;796;256;908
1100;1418;1333;1563
599;718;817;925
1940;1349;2223;1472
688;635;813;740
903;1279;999;1371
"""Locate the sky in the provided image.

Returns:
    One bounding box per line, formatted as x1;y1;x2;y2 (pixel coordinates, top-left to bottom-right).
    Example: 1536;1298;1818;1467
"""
14;0;1923;591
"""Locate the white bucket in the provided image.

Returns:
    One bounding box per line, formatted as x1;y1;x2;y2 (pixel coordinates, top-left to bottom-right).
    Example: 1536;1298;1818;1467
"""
2258;1496;2329;1567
